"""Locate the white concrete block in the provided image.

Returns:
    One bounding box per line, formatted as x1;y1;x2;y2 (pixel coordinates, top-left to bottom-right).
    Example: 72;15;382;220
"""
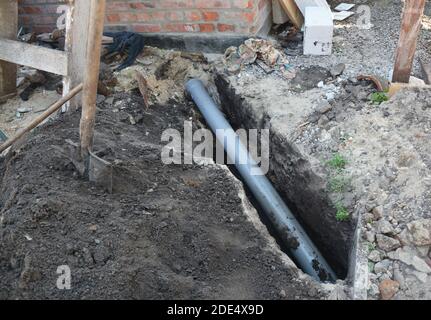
304;7;334;55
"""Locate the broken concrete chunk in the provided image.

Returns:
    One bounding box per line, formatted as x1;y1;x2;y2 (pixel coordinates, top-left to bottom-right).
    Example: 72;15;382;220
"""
372;206;384;220
407;219;431;246
392;247;431;274
377;219;394;235
376;234;401;252
374;259;392;274
316;100;332;114
368;250;381;263
330;63;346;78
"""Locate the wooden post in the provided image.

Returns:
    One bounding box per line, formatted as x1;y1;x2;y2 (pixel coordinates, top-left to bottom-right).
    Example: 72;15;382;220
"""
79;0;106;159
0;1;18;99
392;0;426;83
63;0;91;111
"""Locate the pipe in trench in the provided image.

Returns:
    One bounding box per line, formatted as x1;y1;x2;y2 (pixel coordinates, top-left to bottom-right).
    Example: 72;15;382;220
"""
186;79;337;282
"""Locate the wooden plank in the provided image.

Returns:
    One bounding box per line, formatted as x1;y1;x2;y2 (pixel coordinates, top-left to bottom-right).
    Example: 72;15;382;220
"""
0;1;18;98
80;0;106;158
63;0;91;111
392;0;426;83
0;38;69;76
278;0;304;28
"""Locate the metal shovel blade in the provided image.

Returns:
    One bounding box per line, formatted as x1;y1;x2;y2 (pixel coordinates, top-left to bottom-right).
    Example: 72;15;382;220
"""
88;150;113;193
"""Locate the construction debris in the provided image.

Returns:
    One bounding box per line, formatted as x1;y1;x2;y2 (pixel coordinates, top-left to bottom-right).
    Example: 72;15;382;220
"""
223;38;289;75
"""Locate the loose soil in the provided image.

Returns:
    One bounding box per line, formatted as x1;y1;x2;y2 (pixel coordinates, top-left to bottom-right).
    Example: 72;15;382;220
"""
0;92;323;299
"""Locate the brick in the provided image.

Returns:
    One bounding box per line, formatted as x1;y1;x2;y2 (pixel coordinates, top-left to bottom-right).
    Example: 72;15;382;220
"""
18;0;268;36
202;11;219;21
217;23;235;32
199;23;215;32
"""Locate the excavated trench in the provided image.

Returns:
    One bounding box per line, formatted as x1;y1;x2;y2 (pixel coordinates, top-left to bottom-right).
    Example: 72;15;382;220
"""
214;74;357;280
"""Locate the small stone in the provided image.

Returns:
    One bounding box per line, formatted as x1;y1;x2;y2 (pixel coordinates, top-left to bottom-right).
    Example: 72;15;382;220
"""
96;94;106;104
279;289;286;298
330;63;346;78
406;219;431;246
325;91;336;101
377;219;394;235
368;283;379;297
378;279;399;300
368;250;382;263
365;231;376;243
372;206;384;220
376;234;401;252
318;115;330;127
374;260;392;274
17;107;32;113
412;256;431;274
105;97;114;106
316;100;332;114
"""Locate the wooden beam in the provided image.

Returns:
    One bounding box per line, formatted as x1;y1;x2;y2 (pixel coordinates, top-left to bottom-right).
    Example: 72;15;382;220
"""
63;0;92;111
0;38;69;76
0;1;18;98
79;0;106;158
392;0;426;83
278;0;304;28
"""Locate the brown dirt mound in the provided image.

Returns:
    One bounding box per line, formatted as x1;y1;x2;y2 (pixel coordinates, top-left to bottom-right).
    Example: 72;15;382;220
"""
0;92;320;300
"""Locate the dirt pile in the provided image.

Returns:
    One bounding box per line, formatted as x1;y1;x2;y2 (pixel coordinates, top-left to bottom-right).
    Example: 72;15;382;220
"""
0;91;323;299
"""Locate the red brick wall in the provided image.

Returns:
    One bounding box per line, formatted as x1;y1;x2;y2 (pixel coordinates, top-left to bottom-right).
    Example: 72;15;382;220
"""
18;0;272;36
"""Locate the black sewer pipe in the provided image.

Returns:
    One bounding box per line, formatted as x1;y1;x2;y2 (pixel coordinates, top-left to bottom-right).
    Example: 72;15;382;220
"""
186;79;337;282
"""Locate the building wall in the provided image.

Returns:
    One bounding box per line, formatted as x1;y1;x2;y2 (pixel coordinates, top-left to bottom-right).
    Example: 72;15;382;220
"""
18;0;272;36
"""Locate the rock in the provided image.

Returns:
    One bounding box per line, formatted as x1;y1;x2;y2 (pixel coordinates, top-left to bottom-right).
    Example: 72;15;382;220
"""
410;270;428;283
393;264;405;289
325;91;336;101
368;250;382;263
105;96;115;106
407;219;431;246
368;283;379;297
279;289;286;298
96;94;106;104
376;234;401;252
377;219;394;235
17;107;32;113
365;230;376;243
374;259;392;274
411;256;431;274
316;100;332;114
378;279;399;300
372;206;384;220
328;285;347;300
392;247;431;274
318;115;330;127
330;63;346;78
